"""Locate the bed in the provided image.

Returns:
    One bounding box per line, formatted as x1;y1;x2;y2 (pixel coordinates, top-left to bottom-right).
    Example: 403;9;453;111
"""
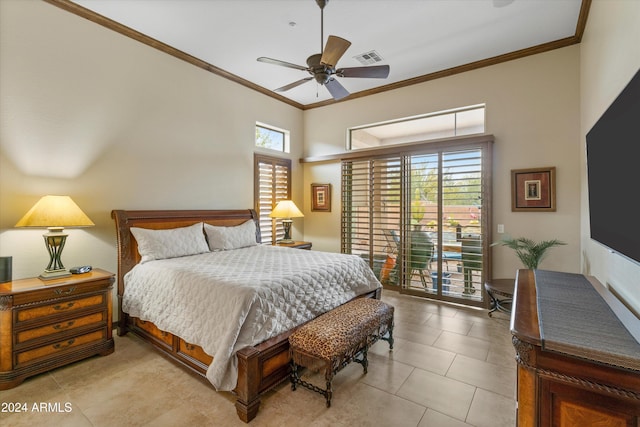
111;209;381;423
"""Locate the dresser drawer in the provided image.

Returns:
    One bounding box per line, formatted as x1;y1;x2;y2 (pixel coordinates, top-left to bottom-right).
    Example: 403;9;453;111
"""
16;329;106;366
15;311;106;345
16;294;104;323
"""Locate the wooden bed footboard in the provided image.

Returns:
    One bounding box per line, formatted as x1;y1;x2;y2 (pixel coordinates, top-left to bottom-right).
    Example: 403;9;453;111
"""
111;209;381;423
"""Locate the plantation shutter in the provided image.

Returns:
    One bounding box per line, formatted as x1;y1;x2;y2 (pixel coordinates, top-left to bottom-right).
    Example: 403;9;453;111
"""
341;156;402;277
254;154;291;244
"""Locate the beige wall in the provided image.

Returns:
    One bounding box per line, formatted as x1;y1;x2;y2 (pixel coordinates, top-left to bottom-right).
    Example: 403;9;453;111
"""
579;0;640;314
2;1;636;315
303;46;582;279
0;1;304;280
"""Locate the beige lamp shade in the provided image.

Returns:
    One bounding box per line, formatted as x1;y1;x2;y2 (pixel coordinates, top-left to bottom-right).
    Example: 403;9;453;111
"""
15;195;95;228
269;200;304;219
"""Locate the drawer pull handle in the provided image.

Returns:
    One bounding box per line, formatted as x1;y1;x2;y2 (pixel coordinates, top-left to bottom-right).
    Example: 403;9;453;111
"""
53;321;75;330
53;302;76;311
53;338;75;350
53;287;77;296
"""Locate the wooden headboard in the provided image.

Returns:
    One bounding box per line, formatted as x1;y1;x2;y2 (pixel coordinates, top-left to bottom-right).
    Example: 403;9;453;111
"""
111;209;260;298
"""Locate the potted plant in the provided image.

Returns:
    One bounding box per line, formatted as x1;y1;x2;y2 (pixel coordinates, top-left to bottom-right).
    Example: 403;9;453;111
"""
492;236;566;270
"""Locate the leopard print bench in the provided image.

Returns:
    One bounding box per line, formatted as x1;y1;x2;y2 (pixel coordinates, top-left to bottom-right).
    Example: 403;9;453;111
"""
288;297;394;407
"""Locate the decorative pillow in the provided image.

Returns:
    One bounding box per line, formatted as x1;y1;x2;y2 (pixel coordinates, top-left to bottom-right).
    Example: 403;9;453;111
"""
130;222;209;263
204;220;258;251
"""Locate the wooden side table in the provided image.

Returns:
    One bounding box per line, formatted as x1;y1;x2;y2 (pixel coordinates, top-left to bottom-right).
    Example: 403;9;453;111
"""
484;278;515;317
0;268;114;389
275;241;312;250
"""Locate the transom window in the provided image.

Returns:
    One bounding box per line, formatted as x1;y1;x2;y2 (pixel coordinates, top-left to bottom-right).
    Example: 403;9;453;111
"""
348;105;485;150
256;122;290;153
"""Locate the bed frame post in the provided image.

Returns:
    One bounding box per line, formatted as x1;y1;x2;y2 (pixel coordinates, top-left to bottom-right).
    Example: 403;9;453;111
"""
117;295;129;336
235;346;261;423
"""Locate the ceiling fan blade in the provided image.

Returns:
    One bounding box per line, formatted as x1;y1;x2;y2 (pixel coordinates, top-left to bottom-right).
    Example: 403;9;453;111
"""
274;77;313;92
257;57;308;71
320;35;351;67
337;65;390;79
325;78;350;100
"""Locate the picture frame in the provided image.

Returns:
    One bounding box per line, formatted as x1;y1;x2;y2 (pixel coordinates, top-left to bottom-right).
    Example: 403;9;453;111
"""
311;183;331;212
511;167;556;212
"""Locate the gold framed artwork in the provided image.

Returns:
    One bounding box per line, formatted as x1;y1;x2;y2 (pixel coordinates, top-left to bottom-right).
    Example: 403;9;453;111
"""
311;184;331;212
511;167;556;212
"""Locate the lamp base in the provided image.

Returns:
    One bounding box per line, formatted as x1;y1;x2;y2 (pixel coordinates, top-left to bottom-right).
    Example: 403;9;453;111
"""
40;228;70;281
39;269;71;281
281;219;294;243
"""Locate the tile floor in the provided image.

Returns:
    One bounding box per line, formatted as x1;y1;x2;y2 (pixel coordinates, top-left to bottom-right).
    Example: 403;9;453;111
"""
2;291;517;427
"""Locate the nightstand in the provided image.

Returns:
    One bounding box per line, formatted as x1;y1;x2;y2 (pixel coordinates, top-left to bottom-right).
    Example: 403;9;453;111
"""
0;268;115;389
275;241;312;250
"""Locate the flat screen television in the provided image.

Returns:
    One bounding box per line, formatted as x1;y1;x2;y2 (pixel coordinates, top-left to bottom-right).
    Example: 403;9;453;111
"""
586;68;640;265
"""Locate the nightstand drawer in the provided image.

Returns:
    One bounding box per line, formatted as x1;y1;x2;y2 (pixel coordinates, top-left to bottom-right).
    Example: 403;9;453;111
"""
11;281;109;306
16;329;106;366
16;311;106;345
16;294;104;323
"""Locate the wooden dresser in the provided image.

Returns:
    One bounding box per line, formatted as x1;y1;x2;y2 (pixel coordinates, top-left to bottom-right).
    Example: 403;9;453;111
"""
0;269;114;389
511;269;640;426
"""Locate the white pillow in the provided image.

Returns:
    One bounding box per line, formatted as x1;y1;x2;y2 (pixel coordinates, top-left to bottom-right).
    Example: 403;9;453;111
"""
130;222;209;263
204;220;258;251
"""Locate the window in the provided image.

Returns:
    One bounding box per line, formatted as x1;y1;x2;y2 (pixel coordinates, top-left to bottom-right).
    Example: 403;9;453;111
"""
348;105;485;150
255;122;290;153
254;154;291;244
341;137;491;308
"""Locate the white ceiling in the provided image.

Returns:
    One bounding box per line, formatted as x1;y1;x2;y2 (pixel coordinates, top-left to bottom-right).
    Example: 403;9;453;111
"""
70;0;585;108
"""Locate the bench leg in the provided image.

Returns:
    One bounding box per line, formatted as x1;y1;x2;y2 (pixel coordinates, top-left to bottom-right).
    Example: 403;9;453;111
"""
380;321;395;350
290;362;298;391
353;345;369;374
363;347;369;373
324;367;335;408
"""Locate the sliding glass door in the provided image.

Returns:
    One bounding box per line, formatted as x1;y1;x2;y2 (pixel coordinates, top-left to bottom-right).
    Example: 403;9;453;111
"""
341;140;491;307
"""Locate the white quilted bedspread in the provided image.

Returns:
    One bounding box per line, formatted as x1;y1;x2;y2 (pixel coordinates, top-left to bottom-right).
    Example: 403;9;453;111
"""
122;245;381;391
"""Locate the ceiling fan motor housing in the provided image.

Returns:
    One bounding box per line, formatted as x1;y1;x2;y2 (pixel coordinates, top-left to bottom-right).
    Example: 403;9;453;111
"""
306;53;333;84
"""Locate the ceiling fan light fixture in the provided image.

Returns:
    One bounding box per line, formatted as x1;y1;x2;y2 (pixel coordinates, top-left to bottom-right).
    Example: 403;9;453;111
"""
314;72;331;85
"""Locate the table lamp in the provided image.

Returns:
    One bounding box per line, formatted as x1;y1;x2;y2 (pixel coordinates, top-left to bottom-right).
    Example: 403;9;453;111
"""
269;200;304;243
15;195;95;280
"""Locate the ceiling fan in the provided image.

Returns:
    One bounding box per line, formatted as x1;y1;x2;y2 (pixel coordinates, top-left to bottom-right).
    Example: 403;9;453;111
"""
257;0;390;101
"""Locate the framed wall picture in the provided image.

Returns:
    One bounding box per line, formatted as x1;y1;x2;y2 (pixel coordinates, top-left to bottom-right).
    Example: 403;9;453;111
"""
511;167;556;211
311;184;331;212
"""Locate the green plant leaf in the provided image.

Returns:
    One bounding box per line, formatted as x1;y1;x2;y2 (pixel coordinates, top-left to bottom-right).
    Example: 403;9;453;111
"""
493;237;566;269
